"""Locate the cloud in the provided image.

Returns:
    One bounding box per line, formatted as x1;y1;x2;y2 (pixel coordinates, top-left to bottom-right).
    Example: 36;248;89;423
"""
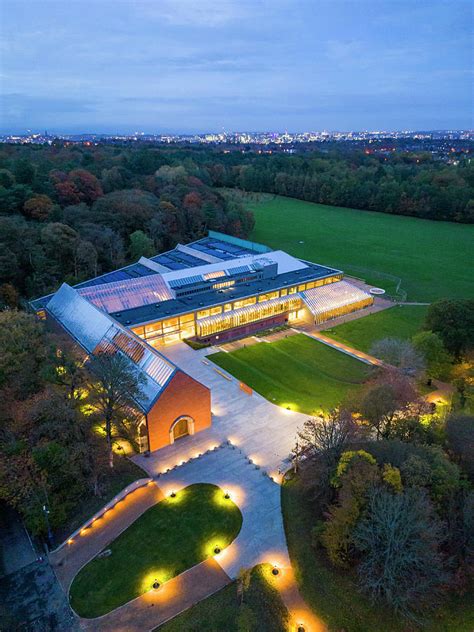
137;0;248;27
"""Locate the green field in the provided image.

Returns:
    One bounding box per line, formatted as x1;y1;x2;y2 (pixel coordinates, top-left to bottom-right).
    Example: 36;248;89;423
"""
157;564;288;632
323;305;428;353
70;484;242;618
209;334;371;414
247;195;474;302
282;476;474;632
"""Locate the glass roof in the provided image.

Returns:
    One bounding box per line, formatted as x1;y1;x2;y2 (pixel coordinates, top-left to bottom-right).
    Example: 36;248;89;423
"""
77;274;173;313
46;284;176;412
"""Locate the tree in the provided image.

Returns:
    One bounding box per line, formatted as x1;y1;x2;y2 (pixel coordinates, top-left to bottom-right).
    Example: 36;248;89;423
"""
88;352;145;468
451;359;474;409
129;230;155;260
370;338;425;375
23;194;54;221
425;299;474;358
297;408;358;465
353;487;448;621
0;310;50;399
412;331;452;380
445;414;474;478
14;158;36;184
358;371;418;439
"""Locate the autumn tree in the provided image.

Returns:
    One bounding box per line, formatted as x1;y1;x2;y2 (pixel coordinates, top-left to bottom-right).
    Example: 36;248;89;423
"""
88;352;146;468
23;194;54;221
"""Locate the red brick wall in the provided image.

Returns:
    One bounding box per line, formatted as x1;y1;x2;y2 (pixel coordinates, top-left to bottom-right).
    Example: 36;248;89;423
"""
146;371;211;451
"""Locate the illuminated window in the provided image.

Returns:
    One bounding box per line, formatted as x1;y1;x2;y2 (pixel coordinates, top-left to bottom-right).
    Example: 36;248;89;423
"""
298;284;306;292
280;288;288;296
288;286;297;294
212;280;235;290
197;308;211;319
223;303;233;312
179;313;194;325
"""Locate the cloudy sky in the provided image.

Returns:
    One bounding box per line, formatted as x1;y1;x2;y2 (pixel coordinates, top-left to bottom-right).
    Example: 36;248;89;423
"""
1;0;472;133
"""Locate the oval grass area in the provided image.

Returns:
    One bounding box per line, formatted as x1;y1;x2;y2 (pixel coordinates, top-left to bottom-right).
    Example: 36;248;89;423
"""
69;483;243;618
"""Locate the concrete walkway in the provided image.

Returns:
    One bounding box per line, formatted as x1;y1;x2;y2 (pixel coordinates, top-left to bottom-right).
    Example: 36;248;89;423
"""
80;558;230;632
139;444;289;580
302;330;388;368
149;341;310;476
50;482;164;593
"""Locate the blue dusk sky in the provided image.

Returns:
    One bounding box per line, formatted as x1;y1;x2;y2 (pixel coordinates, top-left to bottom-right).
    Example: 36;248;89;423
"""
0;0;472;133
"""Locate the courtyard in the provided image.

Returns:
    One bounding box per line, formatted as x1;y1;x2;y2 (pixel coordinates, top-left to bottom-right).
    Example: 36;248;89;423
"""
209;333;372;414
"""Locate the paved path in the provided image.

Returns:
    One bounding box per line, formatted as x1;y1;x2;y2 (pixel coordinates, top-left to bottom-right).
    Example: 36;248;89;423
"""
139;444;289;580
146;340;310;475
80;558;230;632
50;482;164;593
302;330;388;368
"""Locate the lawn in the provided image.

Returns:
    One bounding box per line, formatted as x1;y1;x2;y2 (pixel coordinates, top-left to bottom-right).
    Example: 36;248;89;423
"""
69;484;242;618
156;564;288;632
281;476;474;632
323;304;428;353
246;195;474;302
209;333;371;414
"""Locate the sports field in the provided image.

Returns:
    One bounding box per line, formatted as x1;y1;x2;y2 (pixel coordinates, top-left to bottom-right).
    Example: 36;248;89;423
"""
246;195;473;302
323;305;428;353
209;334;371;414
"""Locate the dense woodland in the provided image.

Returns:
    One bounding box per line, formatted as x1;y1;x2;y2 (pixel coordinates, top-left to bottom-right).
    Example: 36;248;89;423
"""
0;142;472;306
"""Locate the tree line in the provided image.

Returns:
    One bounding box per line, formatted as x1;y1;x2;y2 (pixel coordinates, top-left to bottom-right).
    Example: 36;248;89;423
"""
0;144;254;305
205;149;474;223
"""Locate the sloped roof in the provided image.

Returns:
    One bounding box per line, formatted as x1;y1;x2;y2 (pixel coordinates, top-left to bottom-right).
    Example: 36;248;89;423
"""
301;281;372;317
46;284;176;412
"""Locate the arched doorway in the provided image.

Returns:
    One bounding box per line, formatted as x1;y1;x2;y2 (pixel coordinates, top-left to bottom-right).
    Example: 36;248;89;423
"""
169;416;195;444
138;420;149;453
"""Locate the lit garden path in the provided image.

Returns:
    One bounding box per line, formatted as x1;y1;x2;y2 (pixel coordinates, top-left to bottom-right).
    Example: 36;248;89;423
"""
137;443;326;631
50;482;164;593
301;330;389;367
79;558;230;632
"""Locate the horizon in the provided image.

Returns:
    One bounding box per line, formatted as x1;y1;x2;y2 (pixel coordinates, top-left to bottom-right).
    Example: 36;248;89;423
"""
1;0;472;133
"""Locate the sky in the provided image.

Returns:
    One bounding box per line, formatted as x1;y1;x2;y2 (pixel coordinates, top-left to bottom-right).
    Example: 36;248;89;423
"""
0;0;472;133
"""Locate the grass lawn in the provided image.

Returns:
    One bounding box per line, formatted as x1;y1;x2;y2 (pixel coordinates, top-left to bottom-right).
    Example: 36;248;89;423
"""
209;333;371;414
156;564;288;632
281;476;474;632
323;305;429;354
246;195;474;302
69;483;242;618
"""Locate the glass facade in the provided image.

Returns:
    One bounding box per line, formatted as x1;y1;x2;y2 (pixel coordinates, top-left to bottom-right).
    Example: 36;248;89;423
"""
131;274;343;345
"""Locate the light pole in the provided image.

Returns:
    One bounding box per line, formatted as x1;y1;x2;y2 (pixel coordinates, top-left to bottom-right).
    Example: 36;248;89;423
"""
42;503;53;550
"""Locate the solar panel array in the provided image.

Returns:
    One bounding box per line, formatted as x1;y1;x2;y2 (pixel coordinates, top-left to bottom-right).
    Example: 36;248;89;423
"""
76;263;156;289
150;250;205;270
190;237;257;260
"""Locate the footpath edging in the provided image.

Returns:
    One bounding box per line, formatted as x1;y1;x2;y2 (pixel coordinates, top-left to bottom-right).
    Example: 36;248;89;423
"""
51;477;153;553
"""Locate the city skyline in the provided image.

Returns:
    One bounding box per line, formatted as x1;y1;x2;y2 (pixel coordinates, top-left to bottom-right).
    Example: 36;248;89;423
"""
1;0;473;133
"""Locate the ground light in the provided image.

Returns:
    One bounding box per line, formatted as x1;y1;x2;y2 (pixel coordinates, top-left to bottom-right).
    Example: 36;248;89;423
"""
169;491;176;498
224;491;230;500
214;545;221;555
152;579;160;590
297;626;305;632
272;565;280;576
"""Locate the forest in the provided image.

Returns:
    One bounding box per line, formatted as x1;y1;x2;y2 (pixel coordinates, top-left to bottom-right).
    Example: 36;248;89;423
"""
0;142;472;308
